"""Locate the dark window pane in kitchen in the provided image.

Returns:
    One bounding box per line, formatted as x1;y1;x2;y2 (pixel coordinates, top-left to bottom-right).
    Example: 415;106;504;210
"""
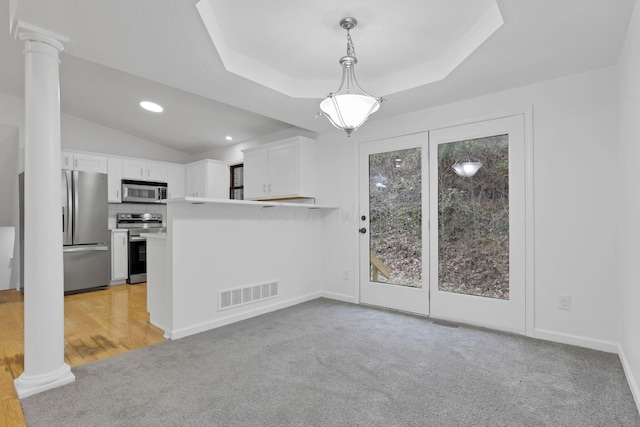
230;164;244;200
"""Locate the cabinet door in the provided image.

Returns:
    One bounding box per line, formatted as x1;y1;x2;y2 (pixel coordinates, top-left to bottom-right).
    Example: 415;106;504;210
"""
167;165;186;199
186;163;204;197
111;231;128;282
107;159;123;203
73;153;108;173
146;162;168;182
204;161;228;199
122;160;146;179
244;149;268;200
268;143;298;198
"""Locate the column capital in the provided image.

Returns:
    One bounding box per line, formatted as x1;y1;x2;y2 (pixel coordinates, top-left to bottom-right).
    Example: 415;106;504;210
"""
14;21;68;53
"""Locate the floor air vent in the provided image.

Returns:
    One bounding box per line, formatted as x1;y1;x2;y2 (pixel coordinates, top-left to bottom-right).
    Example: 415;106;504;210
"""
431;320;459;329
219;281;278;311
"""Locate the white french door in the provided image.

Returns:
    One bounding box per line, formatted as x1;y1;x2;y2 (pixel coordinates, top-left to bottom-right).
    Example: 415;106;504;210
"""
358;115;526;333
358;133;429;315
429;115;526;333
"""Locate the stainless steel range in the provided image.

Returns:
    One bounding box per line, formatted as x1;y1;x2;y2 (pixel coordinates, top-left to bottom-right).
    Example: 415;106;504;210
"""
116;213;165;284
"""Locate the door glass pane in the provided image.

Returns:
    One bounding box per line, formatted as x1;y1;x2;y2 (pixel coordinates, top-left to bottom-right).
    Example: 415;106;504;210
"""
437;135;509;299
369;148;421;288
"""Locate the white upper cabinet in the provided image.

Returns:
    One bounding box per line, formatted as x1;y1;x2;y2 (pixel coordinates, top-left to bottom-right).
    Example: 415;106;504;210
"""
61;150;185;204
146;162;169;182
122;160;168;182
61;151;108;174
185;159;228;199
122;159;146;180
243;136;316;201
243;149;268;199
107;158;123;203
167;165;186;199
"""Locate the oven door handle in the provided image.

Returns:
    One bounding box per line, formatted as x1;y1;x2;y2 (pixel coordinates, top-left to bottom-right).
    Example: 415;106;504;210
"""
129;236;146;242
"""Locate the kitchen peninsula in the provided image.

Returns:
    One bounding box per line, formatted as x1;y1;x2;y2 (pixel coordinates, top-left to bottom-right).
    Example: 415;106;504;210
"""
144;197;337;339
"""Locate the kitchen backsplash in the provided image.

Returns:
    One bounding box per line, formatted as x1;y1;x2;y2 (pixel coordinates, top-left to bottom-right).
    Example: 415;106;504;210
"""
108;203;167;229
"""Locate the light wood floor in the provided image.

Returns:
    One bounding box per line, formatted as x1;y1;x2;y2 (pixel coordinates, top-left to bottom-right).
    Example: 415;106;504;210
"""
0;284;166;426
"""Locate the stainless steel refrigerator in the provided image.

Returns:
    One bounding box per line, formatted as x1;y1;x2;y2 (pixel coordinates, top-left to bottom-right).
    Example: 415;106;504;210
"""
20;170;110;293
61;170;110;293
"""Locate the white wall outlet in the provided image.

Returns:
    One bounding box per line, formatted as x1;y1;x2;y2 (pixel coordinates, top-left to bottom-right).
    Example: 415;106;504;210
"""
558;295;572;311
342;270;349;281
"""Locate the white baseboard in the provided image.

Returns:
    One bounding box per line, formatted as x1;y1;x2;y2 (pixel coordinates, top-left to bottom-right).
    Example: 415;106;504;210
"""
618;344;640;414
533;328;619;353
319;291;357;304
166;291;324;340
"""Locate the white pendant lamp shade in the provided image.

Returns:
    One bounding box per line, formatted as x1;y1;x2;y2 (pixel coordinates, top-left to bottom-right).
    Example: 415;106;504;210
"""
319;17;384;136
319;94;381;135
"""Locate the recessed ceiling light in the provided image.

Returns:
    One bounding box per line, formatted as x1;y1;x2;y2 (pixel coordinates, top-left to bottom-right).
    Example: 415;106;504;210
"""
139;101;163;113
225;136;233;141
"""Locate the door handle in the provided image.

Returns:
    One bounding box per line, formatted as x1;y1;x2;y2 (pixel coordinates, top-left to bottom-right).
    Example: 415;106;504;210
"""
359;228;367;234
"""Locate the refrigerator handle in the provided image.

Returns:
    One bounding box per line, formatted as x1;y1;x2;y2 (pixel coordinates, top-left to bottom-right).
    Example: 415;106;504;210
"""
73;170;79;242
62;170;72;244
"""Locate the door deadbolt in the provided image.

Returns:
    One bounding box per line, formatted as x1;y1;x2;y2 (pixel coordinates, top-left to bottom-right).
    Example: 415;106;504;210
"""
361;215;366;221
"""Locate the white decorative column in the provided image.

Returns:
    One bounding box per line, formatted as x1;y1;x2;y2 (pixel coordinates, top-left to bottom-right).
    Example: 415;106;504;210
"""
14;28;75;399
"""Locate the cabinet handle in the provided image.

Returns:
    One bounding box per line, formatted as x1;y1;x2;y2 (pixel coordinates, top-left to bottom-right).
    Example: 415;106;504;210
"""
147;169;150;177
74;159;78;168
263;184;266;193
268;183;272;192
116;189;119;199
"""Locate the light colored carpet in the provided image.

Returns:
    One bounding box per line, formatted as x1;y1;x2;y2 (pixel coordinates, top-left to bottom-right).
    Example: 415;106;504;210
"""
21;298;640;426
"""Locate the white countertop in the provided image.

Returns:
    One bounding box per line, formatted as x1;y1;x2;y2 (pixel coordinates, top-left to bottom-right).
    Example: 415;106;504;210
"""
164;197;338;210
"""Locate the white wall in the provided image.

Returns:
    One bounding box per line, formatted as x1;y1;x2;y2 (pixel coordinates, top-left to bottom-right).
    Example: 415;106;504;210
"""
158;201;327;338
317;66;620;351
0;93;23;290
196;128;316;164
617;0;640;408
61;114;195;164
0;128;19;290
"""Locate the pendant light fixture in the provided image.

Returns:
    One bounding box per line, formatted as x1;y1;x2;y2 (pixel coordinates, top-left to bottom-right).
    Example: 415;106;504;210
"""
319;17;384;136
452;162;482;178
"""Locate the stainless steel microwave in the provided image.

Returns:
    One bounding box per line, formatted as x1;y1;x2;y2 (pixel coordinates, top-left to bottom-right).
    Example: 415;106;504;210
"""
121;179;167;203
